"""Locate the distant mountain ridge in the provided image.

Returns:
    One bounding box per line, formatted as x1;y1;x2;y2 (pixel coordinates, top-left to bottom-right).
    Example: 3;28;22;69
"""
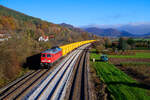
60;23;88;33
83;27;134;37
60;23;135;37
117;24;150;34
60;23;94;38
82;23;150;34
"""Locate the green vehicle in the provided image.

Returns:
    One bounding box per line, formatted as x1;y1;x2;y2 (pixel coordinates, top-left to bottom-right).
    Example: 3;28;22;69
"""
101;55;108;62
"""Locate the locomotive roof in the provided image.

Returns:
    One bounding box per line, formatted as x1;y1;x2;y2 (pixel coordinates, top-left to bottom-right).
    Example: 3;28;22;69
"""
41;47;61;54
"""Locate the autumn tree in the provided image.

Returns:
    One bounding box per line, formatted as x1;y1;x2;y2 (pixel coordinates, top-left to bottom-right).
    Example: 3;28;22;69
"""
104;38;112;48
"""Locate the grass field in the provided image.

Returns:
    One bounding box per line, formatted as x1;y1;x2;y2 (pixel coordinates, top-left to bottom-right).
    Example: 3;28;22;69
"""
90;51;150;100
109;52;150;58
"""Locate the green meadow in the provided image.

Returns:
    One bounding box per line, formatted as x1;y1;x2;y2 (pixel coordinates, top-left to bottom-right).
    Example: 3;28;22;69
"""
109;52;150;58
90;50;150;100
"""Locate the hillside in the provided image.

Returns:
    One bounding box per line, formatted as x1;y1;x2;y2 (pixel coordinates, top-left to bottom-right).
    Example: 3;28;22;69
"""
83;27;133;37
0;5;98;87
0;5;95;45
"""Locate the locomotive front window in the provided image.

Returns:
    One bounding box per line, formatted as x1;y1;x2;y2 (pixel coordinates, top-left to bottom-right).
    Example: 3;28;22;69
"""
47;54;51;57
42;54;46;57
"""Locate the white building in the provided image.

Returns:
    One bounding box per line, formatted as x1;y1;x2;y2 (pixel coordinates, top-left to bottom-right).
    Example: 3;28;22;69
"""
38;36;49;42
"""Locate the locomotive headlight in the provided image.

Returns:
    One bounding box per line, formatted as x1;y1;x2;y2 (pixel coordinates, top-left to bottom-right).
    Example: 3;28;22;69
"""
47;60;51;62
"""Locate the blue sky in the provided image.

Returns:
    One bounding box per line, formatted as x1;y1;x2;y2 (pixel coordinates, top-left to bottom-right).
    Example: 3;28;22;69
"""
1;0;150;26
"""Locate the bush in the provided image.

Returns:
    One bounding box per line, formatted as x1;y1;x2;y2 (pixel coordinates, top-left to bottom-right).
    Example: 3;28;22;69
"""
39;41;51;51
95;44;105;54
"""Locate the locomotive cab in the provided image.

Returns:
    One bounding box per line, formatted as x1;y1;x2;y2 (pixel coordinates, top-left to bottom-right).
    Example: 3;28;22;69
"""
40;46;62;68
41;53;52;67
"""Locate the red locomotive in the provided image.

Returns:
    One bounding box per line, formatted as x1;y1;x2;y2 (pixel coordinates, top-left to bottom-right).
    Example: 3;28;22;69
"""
40;46;62;68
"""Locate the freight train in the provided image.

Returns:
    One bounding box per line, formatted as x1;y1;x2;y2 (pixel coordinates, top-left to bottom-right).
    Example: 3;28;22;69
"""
40;40;96;68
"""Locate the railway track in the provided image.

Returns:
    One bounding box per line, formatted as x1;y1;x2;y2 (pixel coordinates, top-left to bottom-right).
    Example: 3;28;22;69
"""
0;69;50;100
65;48;90;100
26;44;89;100
0;44;91;100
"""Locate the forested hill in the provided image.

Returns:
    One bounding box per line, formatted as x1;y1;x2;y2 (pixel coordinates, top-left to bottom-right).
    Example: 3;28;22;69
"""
0;5;95;43
0;5;99;86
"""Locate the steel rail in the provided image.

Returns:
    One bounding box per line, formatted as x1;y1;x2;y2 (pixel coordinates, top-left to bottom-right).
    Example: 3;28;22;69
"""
0;69;45;99
25;44;90;100
0;70;35;96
